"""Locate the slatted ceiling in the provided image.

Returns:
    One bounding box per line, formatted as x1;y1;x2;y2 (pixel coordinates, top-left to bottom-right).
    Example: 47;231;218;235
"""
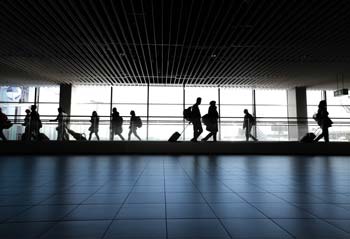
0;1;350;87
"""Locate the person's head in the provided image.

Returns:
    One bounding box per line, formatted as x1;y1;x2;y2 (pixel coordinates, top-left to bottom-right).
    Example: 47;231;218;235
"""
210;100;216;106
196;97;202;105
319;100;327;109
92;111;97;116
243;109;248;114
58;107;63;113
112;107;117;113
130;110;135;116
31;105;37;111
25;109;30;114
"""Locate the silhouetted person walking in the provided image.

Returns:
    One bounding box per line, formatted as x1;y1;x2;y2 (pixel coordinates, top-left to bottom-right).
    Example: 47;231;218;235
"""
0;108;9;141
202;101;219;141
243;109;257;141
22;109;31;140
88;111;100;141
314;100;332;142
190;97;203;142
128;110;141;141
50;107;69;141
111;107;125;140
29;105;41;140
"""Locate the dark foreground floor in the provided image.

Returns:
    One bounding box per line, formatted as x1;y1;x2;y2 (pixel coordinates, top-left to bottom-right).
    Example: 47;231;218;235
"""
0;155;349;239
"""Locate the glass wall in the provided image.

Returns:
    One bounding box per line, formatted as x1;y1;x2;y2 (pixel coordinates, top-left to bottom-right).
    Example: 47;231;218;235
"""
220;88;253;141
0;85;60;140
255;89;288;141
185;86;219;140
326;90;350;141
149;85;183;140
7;84;350;142
71;86;111;140
112;86;148;140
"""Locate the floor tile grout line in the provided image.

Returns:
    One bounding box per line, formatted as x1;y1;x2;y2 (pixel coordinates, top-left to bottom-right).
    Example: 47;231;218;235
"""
194;159;298;239
266;191;350;235
36;179;109;239
100;158;150;239
177;158;234;239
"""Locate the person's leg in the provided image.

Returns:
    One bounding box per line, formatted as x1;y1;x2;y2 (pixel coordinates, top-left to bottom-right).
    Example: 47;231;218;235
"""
245;128;249;141
89;132;93;140
118;133;125;141
323;127;329;142
213;132;217;142
197;123;203;139
128;129;132;140
0;129;7;141
191;123;197;141
95;132;100;141
133;129;141;141
248;126;257;141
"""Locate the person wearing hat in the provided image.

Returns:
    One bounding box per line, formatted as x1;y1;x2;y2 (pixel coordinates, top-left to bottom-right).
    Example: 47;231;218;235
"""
202;100;219;142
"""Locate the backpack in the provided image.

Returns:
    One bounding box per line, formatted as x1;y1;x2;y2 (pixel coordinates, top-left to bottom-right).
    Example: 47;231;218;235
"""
202;114;210;126
247;114;256;125
116;116;123;126
135;116;142;128
183;107;193;122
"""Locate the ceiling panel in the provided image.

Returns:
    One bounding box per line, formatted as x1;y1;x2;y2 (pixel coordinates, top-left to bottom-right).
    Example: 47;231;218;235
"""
1;0;350;88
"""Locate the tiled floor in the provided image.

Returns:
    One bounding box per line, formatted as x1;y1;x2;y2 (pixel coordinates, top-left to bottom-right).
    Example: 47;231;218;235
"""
0;155;349;239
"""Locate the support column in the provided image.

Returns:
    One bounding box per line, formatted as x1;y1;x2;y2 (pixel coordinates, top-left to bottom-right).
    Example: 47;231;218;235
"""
59;84;72;116
287;87;308;141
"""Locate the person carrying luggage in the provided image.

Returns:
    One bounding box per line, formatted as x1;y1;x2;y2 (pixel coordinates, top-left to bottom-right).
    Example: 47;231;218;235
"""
50;107;69;141
243;109;257;141
128;110;142;141
313;100;332;142
202;101;219;141
111;107;125;141
190;97;203;142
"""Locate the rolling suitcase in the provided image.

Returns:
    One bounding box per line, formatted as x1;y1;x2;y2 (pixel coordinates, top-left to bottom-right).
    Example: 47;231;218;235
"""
300;128;321;143
168;132;181;142
300;133;316;143
168;123;190;142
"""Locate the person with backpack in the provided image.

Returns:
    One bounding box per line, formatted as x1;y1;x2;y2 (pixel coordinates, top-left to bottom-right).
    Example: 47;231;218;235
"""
314;100;332;142
190;97;203;142
202;101;219;141
88;111;100;141
111;107;125;140
0;107;9;141
243;109;257;141
128;110;141;141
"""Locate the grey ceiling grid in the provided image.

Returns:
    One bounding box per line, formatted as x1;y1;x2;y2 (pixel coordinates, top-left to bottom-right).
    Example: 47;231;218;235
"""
0;0;350;88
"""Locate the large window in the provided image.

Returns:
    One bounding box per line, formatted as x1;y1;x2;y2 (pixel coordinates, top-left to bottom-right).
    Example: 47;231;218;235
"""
71;86;111;140
113;85;147;140
148;85;183;140
220;88;253;141
326;90;350;141
185;86;218;140
255;89;288;141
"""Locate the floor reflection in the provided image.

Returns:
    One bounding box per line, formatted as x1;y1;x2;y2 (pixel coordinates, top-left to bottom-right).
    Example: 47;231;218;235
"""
0;155;349;238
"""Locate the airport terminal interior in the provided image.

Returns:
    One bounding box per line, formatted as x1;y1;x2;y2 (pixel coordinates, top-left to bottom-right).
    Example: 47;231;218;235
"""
1;0;350;238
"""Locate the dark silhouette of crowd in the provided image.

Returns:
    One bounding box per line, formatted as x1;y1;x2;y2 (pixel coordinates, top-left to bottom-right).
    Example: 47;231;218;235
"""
0;99;335;143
